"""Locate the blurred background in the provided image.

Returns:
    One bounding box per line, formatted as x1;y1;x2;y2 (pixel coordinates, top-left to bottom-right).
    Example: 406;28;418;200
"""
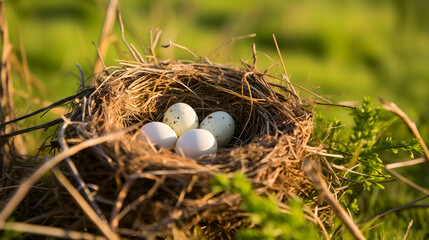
2;0;429;238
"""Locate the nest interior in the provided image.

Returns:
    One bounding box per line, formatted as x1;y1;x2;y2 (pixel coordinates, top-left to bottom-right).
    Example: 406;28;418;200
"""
57;59;321;238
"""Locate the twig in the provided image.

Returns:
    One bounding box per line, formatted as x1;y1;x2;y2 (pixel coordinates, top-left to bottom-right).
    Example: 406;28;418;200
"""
237;72;254;141
149;29;162;65
0;88;92;129
92;41;108;76
384;158;429;197
266;76;332;104
402;220;413;240
272;34;299;101
118;11;141;63
0;117;64;139
162;39;201;60
301;204;330;240
314;101;356;109
304;147;344;158
130;43;145;63
252;43;258;69
58;120;107;220
51;167;119;240
358;194;429;225
212;33;256;54
303;158;365;240
380;98;429;166
111;176;164;228
360;221;385;234
385;157;426;169
0;221;107;240
331;164;372;178
76;63;85;92
93;0;119;75
386;168;429;195
0;124;139;225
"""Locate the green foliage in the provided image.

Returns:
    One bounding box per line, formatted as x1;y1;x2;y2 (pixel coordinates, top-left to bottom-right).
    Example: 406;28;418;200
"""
209;98;424;239
212;172;319;240
0;230;21;240
314;97;423;212
0;220;22;240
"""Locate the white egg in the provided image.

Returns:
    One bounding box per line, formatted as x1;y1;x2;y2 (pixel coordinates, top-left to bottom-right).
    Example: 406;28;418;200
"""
175;129;217;158
138;122;178;149
199;111;235;147
163;103;199;137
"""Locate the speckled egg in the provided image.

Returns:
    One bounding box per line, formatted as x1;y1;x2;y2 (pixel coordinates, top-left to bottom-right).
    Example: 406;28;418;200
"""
199;111;235;147
162;103;199;137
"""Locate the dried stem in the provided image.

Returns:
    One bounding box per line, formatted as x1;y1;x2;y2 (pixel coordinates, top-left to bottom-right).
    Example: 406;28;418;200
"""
380;98;429;166
213;33;256;54
51;167;119;240
359;194;429;225
58;120;107;220
149;29;162;65
385;157;426;169
0;117;64;139
76;63;85;92
93;0;119;76
402;220;413;240
314;101;356;109
0;88;92;129
118;11;141;63
272;34;299;101
385;158;428;194
386;168;429;195
303;158;365;240
162;39;201;60
0;221;107;240
267;74;332;103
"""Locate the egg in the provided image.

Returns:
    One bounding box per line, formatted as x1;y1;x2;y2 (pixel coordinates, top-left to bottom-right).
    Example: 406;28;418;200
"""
163;103;199;137
138;122;178;149
175;129;217;158
199;111;235;147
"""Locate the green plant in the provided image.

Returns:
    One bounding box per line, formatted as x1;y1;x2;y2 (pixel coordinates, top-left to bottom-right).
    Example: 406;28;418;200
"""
210;98;424;239
0;219;21;240
212;172;319;240
313;97;423;213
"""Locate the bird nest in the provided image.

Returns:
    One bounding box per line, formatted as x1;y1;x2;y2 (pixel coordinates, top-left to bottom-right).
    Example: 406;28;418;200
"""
63;58;321;237
1;49;337;239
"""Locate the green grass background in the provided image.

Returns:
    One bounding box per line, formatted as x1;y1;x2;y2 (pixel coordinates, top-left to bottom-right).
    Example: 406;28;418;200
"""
3;0;429;239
